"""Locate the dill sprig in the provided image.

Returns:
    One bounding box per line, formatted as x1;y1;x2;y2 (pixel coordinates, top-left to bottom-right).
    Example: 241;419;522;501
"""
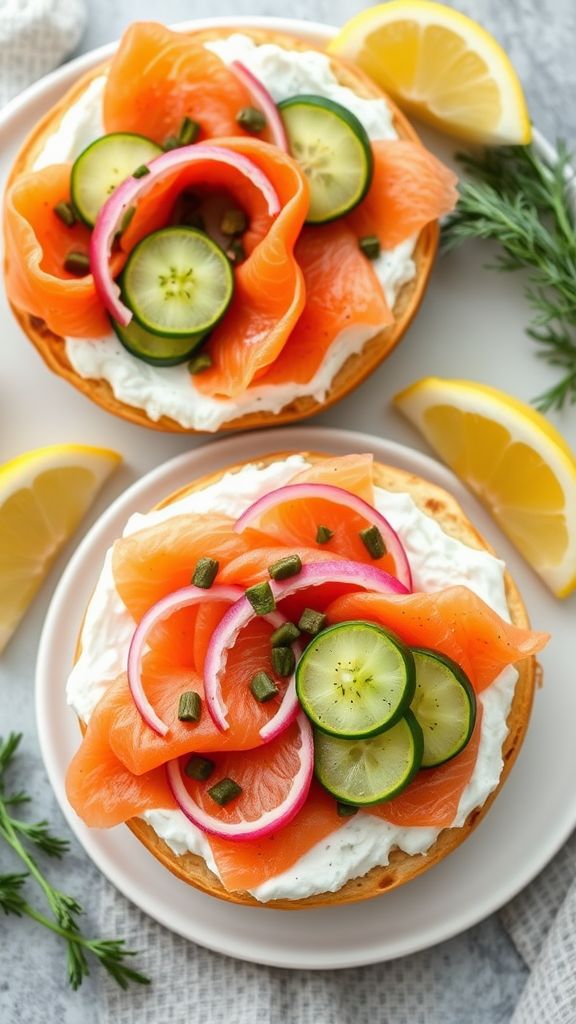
0;732;149;991
442;142;576;412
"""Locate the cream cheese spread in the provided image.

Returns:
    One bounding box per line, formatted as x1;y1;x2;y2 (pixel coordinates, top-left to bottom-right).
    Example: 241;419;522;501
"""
32;37;418;431
67;457;518;902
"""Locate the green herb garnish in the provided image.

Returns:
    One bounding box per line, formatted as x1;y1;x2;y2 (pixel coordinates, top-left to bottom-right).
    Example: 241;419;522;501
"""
220;209;247;235
442;142;576;412
184;755;215;781
245;581;276;615
358;234;381;260
236;106;266;132
177;691;202;722
298;608;327;636
53;201;76;227
250;671;279;703
132;164;150;179
268;554;302;581
270;622;301;647
0;733;148;991
63;251;90;276
336;801;359;817
359;525;386;559
192;557;219;589
315;525;334;544
271;646;295;678
178;116;200;146
208;778;242;806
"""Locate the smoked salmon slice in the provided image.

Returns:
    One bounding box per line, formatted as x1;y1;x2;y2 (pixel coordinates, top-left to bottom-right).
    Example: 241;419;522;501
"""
3;163;122;338
257;222;393;388
345;139;459;249
111;513;252;621
65;717;176;828
86;618;295;775
370;708;483;829
103;22;253;144
207;781;342;892
325;587;549;692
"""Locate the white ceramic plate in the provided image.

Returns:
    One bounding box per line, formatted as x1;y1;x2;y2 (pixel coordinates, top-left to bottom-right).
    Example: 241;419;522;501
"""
36;426;575;969
1;16;574;969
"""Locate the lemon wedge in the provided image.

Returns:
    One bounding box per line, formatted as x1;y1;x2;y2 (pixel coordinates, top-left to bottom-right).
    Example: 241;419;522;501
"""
394;378;576;598
0;444;121;652
329;1;531;144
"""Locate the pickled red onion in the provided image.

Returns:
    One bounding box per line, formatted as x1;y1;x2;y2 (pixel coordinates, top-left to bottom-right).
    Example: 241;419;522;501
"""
203;558;408;735
234;483;412;590
127;584;243;737
166;712;313;841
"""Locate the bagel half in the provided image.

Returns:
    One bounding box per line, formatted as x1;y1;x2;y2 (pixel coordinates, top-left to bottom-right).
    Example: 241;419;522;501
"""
5;26;439;434
75;451;536;908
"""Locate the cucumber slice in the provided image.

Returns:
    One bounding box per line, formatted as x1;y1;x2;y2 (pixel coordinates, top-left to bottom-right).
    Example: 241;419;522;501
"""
314;711;423;805
296;620;415;739
123;227;234;337
71;133;162;227
112;317;207;367
278;95;373;224
411;649;477;768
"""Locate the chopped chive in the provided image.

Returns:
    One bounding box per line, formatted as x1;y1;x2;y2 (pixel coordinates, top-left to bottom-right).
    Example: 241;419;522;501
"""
133;164;150;179
245;581;276;615
208;777;242;806
359;525;387;559
192;557;219;589
358;234;381;260
268;554;302;581
118;205;135;234
178;116;200;145
163;134;180;151
336;801;359;817
220;208;247;235
226;238;246;264
188;352;212;375
54;201;76;227
298;608;327;636
178;690;202;722
64;251;90;276
185;755;215;781
270;622;301;647
250;671;279;703
236;106;266;132
316;524;334;544
271;646;295;677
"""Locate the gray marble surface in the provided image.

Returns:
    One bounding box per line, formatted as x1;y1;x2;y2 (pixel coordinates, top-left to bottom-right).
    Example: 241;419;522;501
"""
1;1;575;1022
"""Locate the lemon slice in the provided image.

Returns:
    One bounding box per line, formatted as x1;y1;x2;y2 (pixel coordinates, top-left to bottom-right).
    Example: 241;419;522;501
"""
394;378;576;598
329;1;531;144
0;444;121;652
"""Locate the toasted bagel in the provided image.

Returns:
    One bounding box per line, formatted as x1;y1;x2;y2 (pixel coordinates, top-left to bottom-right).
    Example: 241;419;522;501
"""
74;451;535;908
5;27;438;433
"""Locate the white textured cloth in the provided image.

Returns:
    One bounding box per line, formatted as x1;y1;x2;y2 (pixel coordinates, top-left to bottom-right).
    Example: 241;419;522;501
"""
94;830;576;1024
0;0;86;107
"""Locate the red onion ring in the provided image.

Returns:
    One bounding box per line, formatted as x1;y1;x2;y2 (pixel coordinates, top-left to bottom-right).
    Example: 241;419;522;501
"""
203;558;408;736
127;584;244;737
165;712;313;841
234;483;412;590
90;144;281;327
231;60;289;152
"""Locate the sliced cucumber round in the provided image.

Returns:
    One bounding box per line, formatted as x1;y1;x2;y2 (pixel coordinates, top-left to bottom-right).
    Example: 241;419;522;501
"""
411;649;477;768
278;94;373;224
296;620;415;739
314;711;423;805
112;317;208;366
122;227;234;338
71;133;162;227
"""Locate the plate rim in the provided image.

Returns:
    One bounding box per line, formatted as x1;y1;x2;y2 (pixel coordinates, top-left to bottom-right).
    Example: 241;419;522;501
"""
35;424;576;969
